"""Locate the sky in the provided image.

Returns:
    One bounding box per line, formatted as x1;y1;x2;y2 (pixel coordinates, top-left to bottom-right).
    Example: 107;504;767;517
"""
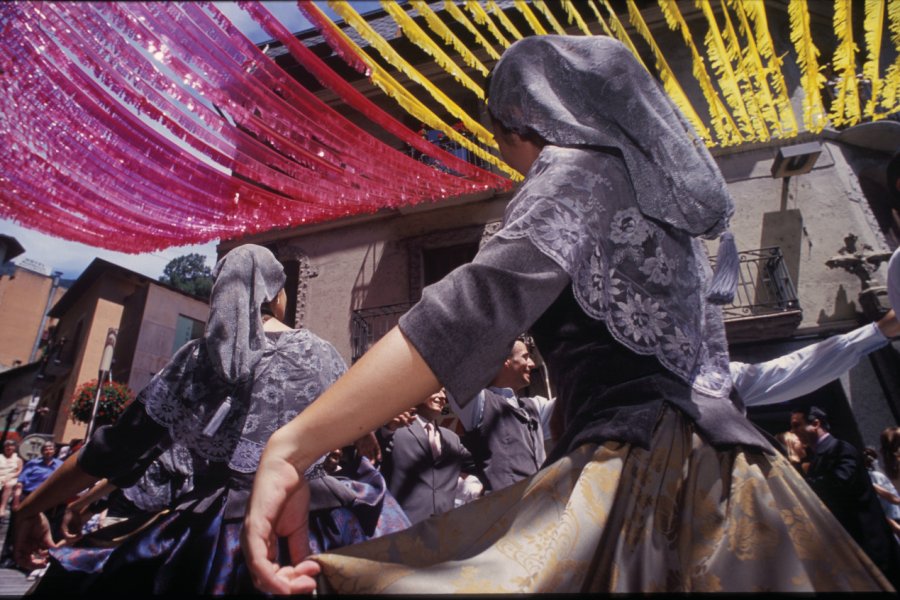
1;1;380;281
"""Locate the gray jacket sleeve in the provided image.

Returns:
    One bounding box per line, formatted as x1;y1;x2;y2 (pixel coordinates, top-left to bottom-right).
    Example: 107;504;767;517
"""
398;235;570;406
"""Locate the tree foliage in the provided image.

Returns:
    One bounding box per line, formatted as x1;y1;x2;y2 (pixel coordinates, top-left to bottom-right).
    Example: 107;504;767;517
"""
160;253;214;299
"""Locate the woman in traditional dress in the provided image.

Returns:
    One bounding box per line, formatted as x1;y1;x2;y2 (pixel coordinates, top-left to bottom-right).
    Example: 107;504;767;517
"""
14;244;408;594
242;36;894;593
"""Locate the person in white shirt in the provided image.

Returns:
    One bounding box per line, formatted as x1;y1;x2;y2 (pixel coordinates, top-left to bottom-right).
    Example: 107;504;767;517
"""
0;440;23;519
448;338;552;493
731;309;900;408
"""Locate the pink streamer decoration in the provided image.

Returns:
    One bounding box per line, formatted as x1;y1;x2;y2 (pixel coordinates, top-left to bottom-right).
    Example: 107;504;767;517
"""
253;1;509;190
0;1;509;252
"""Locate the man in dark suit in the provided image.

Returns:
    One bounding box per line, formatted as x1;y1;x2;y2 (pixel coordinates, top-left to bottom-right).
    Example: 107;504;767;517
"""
378;389;480;525
791;406;900;586
449;337;552;493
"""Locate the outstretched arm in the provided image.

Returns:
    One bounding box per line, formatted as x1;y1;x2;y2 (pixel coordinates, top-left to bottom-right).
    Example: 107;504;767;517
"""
242;326;441;594
61;478;118;541
13;455;99;568
732;310;898;407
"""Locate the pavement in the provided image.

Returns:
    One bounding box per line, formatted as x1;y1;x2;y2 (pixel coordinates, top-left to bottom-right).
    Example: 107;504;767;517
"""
0;517;46;597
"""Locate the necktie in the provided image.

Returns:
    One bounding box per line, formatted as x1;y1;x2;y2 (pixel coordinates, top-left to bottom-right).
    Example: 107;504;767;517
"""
425;422;442;459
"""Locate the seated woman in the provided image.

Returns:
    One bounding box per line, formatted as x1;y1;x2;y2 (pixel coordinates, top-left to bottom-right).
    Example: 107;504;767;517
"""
14;244;407;594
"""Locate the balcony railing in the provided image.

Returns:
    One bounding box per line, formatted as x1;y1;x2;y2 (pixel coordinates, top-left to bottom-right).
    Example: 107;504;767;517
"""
713;247;800;320
405;129;492;174
351;302;415;363
351;248;800;359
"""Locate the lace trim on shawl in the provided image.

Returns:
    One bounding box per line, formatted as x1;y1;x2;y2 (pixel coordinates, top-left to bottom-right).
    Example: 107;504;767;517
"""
494;147;731;397
140;330;348;473
121;443;194;512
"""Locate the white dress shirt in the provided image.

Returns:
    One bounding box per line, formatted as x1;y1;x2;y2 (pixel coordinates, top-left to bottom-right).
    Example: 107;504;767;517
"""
731;323;889;407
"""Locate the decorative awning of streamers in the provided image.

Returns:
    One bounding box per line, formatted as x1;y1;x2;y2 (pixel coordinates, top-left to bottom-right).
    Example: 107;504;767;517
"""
1;1;898;253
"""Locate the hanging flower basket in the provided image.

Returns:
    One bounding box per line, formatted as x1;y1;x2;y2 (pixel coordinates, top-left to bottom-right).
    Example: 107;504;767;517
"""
70;379;133;426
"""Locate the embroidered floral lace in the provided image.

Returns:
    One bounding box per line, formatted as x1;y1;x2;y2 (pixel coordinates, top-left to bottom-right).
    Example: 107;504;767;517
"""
495;147;731;397
139;329;347;474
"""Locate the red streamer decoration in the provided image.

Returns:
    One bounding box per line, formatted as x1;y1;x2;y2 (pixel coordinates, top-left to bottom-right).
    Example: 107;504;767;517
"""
0;2;509;252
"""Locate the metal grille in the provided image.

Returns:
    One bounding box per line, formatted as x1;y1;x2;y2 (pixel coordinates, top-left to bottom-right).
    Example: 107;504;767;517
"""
714;247;800;320
350;302;415;363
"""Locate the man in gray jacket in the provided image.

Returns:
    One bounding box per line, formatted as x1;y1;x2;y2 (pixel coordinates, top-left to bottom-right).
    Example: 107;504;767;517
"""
377;389;478;525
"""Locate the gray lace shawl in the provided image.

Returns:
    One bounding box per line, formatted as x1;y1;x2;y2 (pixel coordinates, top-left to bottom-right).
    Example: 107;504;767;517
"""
488;36;733;397
138;328;347;473
139;244;347;472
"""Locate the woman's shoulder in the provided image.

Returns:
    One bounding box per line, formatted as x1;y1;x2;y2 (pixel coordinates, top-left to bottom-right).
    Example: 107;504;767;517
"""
270;328;343;359
537;144;626;170
526;145;631;190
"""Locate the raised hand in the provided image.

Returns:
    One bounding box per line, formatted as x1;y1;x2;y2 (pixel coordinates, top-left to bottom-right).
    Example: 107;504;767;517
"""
13;512;57;570
354;431;382;463
242;446;320;594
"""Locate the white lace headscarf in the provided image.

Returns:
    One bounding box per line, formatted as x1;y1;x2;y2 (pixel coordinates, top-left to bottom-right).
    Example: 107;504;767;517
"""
136;244;346;473
487;35;734;240
205;244;286;384
489;36;734;397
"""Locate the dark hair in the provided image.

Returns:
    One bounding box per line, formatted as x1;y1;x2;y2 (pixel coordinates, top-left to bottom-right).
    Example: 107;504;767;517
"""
488;112;547;148
508;334;535;357
518;334;535;350
805;406;830;431
484;68;547;147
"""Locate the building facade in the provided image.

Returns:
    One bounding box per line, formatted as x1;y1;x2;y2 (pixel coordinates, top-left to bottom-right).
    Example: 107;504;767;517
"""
0;259;67;371
26;259;209;443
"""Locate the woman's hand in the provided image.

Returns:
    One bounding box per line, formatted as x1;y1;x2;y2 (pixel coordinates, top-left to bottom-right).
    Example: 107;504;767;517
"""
877;309;900;339
242;440;320;594
60;504;88;541
13;512;57;570
385;410;417;432
354;431;382;463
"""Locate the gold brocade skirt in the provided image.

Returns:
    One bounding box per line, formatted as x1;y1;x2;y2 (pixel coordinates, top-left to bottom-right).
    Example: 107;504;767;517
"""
314;405;893;593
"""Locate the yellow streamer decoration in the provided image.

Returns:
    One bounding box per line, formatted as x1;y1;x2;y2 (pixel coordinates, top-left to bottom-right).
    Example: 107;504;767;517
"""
696;0;756;139
726;0;783;137
787;0;828;131
586;0;615;38
740;0;798;135
533;0;569;35
487;0;525;40
561;0;594;36
369;69;520;179
326;1;519;178
443;0;502;60
829;0;862;127
302;2;513;176
410;1;490;76
880;0;900;115
329;1;493;145
658;0;743;145
625;0;713;144
717;0;771;140
596;0;647;70
862;0;885;120
491;1;528;38
464;0;511;48
381;1;485;98
512;0;547;35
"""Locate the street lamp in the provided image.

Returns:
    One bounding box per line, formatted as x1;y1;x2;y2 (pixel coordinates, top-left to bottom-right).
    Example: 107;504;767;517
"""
86;328;118;440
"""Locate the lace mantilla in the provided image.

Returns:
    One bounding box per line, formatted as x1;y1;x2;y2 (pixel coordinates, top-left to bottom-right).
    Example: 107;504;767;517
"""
495;146;731;397
121;443;194;512
140;329;347;473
